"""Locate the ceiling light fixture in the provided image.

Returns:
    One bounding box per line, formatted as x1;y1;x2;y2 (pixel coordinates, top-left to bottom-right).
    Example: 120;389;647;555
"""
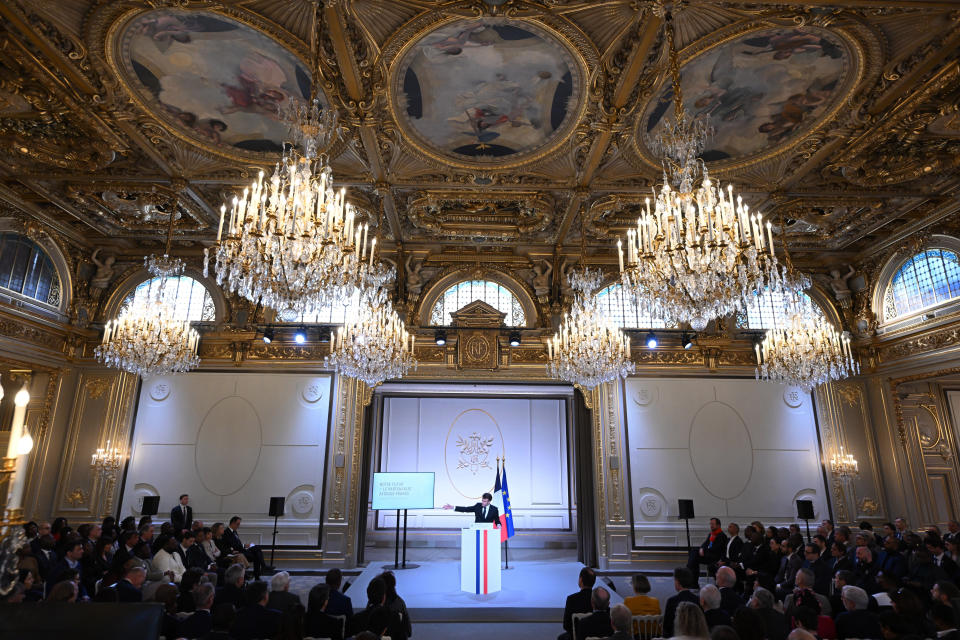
96;196;201;378
681;332;694;350
615;9;798;331
262;327;275;344
434;330;447;346
547;269;634;391
205;3;381;319
508;331;521;347
294;327;307;345
646;331;658;349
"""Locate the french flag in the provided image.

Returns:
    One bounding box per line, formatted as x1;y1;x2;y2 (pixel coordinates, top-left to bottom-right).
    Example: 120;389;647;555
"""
492;462;515;543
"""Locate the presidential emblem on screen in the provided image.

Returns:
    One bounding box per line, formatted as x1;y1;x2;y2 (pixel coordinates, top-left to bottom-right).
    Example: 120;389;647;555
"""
456;432;494;475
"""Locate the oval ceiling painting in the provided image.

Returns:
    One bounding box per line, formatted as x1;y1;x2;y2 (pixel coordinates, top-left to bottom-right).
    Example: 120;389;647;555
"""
638;27;854;168
393;19;583;165
115;10;317;155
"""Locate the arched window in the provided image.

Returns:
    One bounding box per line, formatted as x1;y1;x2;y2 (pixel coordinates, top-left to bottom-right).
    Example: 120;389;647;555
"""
0;232;62;308
126;275;214;322
741;289;825;330
430;280;526;326
883;249;960;321
595;284;667;328
282;292;359;324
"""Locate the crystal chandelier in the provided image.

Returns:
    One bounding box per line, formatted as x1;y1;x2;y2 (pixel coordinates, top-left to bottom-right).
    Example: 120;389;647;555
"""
204;5;376;319
91;439;124;478
754;291;859;391
547;269;634;391
325;284;417;388
829;447;859;478
96;198;201;378
616;11;789;332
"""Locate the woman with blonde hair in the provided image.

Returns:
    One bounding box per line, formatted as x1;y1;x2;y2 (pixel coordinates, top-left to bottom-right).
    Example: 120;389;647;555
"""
673;601;710;639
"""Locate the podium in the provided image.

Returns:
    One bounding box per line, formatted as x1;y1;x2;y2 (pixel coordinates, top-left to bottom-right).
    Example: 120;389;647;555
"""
460;523;501;594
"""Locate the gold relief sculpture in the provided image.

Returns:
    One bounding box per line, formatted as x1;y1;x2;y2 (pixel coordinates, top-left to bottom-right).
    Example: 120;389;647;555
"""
858;496;879;516
65;488;87;507
84;377;112;400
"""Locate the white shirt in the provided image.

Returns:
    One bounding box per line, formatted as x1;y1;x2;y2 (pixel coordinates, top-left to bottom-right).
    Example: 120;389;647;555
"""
151;548;185;583
727;535;739;558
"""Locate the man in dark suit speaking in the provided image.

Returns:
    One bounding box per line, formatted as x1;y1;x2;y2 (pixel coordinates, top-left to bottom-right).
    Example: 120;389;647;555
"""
442;492;500;525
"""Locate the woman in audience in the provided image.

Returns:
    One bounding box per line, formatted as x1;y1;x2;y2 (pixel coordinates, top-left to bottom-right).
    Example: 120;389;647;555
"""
178;567;205;612
50;517;68;542
623;573;660;616
380;570;412;640
46;580;77;603
18;569;42;602
673;601;710;639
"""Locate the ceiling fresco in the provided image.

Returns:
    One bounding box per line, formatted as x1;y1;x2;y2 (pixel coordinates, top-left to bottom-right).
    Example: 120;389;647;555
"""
391;18;583;166
637;26;856;169
0;0;957;324
114;9;316;155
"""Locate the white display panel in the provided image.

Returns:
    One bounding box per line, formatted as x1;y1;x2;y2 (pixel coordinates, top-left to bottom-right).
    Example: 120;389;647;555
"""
378;396;569;530
120;372;332;546
625;377;828;545
372;472;436;510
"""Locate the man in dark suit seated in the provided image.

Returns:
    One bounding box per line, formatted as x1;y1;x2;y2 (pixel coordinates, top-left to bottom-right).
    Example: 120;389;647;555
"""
603;604;633;640
574;587;613;640
179;582;216;639
876;535;907;579
663;567;700;639
715;566;744;616
306;584;345;640
699;585;731;629
187;529;215;571
267;571;301;612
559;566;596;640
933;602;960;640
719;522;743;568
324;567;354;626
835;585;881;639
748;587;789;640
214;563;246;610
442;492;500;526
46;540;86;599
687;517;728;577
223;516;267;579
350;577;403;639
111;530;140;573
116;565;145;602
34;534;57;582
171;494;194;534
231;580;282;640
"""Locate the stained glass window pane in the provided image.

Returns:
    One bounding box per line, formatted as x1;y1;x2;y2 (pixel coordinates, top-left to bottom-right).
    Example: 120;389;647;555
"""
0;232;61;307
887;249;960;320
742;289;824;329
128;275;214;322
595;284;667;328
430;280;526;326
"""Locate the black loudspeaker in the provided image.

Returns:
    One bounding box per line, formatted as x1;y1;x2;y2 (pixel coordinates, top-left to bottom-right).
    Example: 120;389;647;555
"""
140;496;160;516
269;497;285;517
678;499;695;520
797;499;815;520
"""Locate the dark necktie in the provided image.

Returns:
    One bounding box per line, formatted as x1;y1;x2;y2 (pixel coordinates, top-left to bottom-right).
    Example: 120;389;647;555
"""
483;506;487;519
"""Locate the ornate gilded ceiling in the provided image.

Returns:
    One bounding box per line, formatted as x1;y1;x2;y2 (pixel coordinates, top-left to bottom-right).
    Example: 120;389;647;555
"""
0;0;958;313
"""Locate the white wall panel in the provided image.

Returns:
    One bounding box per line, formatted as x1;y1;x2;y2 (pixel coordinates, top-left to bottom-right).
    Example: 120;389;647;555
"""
378;396;569;529
626;378;827;542
120;373;332;545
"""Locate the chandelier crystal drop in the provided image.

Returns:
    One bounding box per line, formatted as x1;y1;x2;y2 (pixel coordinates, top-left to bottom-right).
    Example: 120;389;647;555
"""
94;276;201;378
754;292;859;392
324;287;417;388
547;269;635;391
616;12;791;332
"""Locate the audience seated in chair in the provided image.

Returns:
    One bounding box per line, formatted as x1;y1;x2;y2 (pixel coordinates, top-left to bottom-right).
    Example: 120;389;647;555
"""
601;603;633;640
574;586;613;640
267;570;301;613
560;566;597;640
179;581;215;639
673;600;710;639
700;585;731;630
306;583;345;640
231;580;282;640
663;566;701;639
350;576;403;640
688;518;728;578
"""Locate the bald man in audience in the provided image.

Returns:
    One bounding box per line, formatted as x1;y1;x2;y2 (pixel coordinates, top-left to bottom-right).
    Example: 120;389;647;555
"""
715;566;744;616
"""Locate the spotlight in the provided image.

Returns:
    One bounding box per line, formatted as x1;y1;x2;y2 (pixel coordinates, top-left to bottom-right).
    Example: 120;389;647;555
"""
681;332;694;350
508;331;521;347
262;327;275;344
294;327;307;345
645;331;658;349
434;330;447;346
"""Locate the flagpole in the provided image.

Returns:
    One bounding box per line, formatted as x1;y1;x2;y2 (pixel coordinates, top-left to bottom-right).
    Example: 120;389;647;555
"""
503;457;509;570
